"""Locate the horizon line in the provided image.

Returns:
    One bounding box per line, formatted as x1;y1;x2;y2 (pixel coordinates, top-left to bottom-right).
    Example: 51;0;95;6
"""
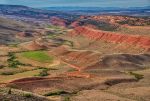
0;4;149;9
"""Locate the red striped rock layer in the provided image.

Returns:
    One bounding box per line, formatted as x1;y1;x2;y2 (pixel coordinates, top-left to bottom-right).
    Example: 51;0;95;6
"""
70;26;150;50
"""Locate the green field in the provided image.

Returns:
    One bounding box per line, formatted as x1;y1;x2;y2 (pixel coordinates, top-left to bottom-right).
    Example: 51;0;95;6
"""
21;51;54;63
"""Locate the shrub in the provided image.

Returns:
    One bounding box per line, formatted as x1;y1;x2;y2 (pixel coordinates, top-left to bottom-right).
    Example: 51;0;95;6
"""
62;40;73;47
129;72;144;81
37;69;49;77
7;52;22;68
0;65;4;69
7;88;12;94
44;90;69;96
8;60;20;68
0;68;28;75
23;93;33;98
1;72;14;75
37;67;47;69
64;96;71;101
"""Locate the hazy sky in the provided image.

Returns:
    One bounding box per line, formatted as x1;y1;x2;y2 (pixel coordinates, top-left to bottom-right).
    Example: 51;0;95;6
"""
0;0;149;8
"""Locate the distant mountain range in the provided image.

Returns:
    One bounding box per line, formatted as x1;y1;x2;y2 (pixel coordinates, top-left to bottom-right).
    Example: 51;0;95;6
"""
42;6;150;11
0;4;77;22
42;6;150;16
0;4;149;23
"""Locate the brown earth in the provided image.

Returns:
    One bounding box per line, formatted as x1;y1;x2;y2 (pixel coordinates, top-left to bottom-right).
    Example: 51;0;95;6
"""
71;90;135;101
19;38;56;50
50;17;68;27
49;45;150;71
6;74;136;95
19;40;47;50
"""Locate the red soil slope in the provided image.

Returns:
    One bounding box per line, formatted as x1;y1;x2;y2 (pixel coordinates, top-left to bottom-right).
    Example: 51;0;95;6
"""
70;26;150;50
22;41;47;50
50;17;67;27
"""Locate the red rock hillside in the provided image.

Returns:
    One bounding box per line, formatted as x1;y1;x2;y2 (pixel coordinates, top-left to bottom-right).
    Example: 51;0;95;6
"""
70;26;150;50
50;17;67;27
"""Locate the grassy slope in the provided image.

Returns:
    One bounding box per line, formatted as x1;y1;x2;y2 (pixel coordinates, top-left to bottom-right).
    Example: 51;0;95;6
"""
21;51;54;63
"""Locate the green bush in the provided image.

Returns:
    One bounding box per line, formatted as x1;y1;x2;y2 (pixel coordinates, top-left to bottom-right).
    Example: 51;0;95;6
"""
0;68;28;76
8;60;21;68
37;69;49;77
129;72;144;81
64;96;71;101
44;90;69;96
7;52;22;68
1;72;14;75
23;93;33;98
7;88;12;94
62;40;73;47
37;67;48;69
0;65;4;69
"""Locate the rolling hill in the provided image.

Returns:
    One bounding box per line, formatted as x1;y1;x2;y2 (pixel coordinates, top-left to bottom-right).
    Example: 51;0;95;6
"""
0;17;37;44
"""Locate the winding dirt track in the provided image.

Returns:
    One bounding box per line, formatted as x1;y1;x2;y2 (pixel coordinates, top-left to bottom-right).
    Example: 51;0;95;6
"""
62;61;82;71
61;61;91;78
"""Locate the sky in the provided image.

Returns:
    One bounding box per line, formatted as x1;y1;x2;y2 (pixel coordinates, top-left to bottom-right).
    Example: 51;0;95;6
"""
0;0;149;8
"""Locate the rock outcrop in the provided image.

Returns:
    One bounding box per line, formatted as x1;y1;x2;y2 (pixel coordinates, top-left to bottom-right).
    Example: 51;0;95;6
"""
70;26;150;50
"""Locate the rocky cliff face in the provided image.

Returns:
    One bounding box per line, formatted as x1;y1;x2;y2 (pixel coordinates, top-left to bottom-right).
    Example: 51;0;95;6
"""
70;26;150;50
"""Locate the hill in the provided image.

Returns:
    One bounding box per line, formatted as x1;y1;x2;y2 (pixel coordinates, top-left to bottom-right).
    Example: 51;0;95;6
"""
0;4;78;23
0;17;37;44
